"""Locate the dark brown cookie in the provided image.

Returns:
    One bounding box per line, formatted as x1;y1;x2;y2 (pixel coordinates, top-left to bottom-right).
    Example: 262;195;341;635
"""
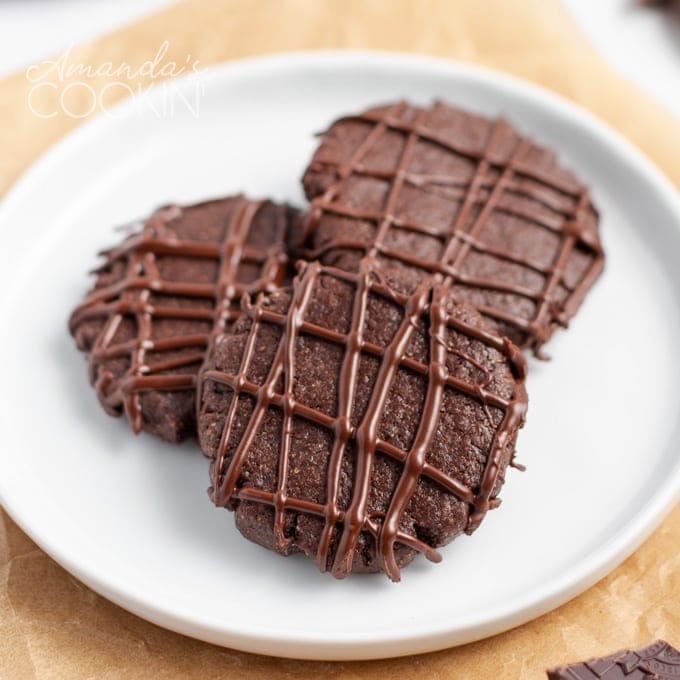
69;196;294;443
547;640;680;679
198;259;527;581
298;100;604;354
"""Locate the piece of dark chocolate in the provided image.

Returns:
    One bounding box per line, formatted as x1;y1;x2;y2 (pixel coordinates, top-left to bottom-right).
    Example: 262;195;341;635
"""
547;640;680;679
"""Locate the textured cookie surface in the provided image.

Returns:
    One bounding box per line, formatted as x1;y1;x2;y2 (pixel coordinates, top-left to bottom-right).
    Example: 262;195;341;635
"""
299;100;604;353
199;260;527;580
69;196;293;442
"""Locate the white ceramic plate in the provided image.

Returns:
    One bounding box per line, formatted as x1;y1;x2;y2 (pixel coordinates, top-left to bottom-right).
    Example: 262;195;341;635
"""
1;51;680;661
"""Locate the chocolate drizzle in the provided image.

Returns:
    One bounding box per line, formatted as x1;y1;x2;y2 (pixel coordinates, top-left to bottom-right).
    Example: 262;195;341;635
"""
300;101;605;355
69;197;290;437
202;260;527;581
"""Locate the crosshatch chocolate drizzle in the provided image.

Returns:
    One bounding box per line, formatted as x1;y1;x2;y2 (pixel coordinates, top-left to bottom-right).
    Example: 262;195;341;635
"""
203;260;528;581
301;101;605;355
69;197;289;435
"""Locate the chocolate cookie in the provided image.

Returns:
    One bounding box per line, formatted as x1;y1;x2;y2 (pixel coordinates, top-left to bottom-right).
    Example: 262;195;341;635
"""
298;100;604;354
198;259;527;580
69;196;294;442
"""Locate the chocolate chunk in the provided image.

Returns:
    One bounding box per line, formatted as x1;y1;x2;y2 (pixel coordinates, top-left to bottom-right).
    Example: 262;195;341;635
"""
298;100;604;354
198;259;527;580
547;640;680;679
69;196;294;442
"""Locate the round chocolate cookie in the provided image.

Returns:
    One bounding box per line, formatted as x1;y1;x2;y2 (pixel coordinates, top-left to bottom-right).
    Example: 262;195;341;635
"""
69;196;296;442
297;100;605;354
198;260;527;580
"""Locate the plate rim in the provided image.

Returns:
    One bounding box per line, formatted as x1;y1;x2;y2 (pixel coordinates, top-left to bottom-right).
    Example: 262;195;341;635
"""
2;49;680;660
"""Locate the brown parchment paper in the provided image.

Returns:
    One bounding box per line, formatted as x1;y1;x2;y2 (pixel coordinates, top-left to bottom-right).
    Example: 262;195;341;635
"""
1;1;679;678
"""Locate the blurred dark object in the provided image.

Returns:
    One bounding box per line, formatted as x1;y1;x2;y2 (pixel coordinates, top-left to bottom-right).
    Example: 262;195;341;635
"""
641;0;680;13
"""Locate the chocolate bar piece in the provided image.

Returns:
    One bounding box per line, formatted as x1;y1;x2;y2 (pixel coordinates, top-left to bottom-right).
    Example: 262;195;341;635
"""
547;640;680;679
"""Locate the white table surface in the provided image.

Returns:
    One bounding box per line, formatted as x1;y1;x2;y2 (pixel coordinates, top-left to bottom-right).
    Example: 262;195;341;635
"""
0;1;678;118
